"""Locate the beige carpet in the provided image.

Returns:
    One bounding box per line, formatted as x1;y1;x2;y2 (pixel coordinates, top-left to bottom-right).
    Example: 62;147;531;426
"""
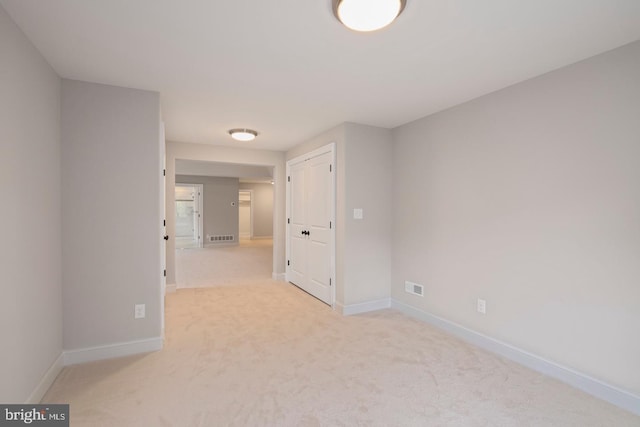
43;279;638;426
175;238;273;288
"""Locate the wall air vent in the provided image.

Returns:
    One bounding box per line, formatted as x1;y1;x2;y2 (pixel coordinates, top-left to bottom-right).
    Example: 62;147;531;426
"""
405;281;424;297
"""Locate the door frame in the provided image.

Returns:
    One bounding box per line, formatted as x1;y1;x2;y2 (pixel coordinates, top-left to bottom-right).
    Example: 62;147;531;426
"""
175;183;204;248
285;142;336;308
238;189;254;239
160;122;166;335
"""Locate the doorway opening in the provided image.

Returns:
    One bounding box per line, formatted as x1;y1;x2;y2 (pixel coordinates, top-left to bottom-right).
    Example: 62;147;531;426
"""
170;159;276;289
175;183;203;249
239;190;253;240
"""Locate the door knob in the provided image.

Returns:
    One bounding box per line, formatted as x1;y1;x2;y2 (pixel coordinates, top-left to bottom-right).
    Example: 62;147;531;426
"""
164;235;169;241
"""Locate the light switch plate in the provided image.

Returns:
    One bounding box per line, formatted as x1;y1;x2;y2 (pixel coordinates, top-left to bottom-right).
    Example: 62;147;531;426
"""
353;208;363;220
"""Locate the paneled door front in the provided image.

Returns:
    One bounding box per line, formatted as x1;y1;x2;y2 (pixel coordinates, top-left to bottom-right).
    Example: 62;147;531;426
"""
286;144;335;305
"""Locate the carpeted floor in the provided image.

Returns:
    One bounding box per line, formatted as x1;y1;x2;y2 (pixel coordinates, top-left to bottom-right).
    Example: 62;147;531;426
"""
175;238;273;288
42;242;639;425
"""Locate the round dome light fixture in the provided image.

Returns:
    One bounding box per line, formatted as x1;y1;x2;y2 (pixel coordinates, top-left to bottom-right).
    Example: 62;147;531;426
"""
228;128;258;142
333;0;406;32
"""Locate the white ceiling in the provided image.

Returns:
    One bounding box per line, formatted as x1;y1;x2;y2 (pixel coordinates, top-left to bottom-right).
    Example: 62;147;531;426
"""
2;0;640;151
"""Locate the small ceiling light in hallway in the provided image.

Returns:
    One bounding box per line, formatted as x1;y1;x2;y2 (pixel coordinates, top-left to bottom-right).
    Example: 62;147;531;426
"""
228;129;258;141
333;0;406;32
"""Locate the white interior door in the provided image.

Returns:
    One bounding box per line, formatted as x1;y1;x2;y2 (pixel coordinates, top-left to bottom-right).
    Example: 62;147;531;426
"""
288;160;307;288
286;144;335;306
305;151;333;303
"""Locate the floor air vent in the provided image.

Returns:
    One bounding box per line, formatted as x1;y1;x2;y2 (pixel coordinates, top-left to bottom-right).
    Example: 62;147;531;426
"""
208;235;234;243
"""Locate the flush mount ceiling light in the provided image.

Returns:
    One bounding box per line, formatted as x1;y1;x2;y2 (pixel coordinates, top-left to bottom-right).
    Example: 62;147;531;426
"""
228;128;258;142
333;0;406;32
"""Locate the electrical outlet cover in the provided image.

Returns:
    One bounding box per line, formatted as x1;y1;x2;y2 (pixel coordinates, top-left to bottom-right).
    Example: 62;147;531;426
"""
477;299;486;314
135;304;146;319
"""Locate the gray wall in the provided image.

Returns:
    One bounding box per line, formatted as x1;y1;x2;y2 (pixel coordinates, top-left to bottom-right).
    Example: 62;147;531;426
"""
239;182;274;238
0;4;62;403
166;141;286;285
392;41;640;394
287;123;393;307
62;80;162;350
176;175;240;242
176;160;272;180
344;124;393;305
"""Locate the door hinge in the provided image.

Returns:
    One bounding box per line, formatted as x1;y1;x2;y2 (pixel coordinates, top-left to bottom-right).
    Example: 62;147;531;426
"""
287;260;290;266
330;164;332;172
329;278;332;286
288;176;291;182
329;221;332;229
163;169;166;176
163;219;166;226
288;218;290;224
163;269;166;277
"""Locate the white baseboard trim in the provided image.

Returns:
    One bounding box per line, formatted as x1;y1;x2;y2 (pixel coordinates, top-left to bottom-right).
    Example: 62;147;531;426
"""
63;337;163;366
165;283;177;294
272;272;286;281
26;352;64;404
391;299;640;416
338;298;391;316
